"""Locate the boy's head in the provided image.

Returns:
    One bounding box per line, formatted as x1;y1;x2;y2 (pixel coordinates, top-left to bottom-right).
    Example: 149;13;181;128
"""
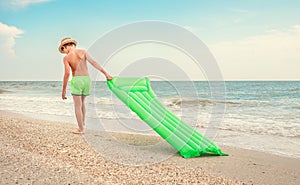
58;37;77;54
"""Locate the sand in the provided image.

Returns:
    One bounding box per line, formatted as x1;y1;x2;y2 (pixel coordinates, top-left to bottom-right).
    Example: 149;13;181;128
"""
0;111;299;185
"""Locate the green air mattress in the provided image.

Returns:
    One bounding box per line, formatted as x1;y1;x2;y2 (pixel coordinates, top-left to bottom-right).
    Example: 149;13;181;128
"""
107;77;228;158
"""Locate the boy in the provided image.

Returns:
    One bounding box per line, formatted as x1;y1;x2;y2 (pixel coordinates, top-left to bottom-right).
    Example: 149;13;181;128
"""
58;37;113;134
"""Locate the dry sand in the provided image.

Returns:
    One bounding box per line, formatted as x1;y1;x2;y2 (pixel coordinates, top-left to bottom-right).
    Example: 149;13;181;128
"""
0;111;299;185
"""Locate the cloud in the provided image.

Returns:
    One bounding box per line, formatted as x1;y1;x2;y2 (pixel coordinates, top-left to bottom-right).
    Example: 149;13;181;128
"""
1;0;52;9
229;8;255;15
210;25;300;80
0;22;24;58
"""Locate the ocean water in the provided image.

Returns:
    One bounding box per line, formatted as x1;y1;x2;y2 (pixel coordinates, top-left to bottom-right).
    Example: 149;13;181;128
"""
0;80;299;158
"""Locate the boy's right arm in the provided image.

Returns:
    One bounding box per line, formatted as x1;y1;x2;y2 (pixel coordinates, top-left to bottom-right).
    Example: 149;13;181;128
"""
62;57;70;100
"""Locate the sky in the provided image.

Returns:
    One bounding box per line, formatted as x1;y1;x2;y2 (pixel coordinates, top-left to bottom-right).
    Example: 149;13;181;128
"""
0;0;299;81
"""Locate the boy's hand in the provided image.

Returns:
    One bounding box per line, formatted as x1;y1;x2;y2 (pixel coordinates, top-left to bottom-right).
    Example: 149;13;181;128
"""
62;91;67;100
106;74;113;81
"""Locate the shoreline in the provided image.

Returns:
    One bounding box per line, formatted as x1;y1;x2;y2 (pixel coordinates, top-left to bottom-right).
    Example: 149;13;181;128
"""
1;110;299;184
15;110;300;159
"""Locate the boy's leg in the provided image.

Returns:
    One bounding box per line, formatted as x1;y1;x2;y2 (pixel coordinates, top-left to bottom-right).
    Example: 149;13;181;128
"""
73;95;84;134
81;96;86;126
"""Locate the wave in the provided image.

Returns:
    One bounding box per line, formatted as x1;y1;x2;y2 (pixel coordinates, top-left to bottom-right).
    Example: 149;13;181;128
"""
0;89;11;94
291;106;300;110
195;118;300;138
1;93;299;138
161;97;241;107
291;87;300;91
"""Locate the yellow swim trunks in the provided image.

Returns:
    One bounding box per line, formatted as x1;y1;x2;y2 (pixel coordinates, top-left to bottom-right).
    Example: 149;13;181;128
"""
70;76;91;96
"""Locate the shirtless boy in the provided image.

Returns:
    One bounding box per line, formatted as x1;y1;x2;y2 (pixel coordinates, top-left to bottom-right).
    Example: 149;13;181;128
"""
58;37;112;134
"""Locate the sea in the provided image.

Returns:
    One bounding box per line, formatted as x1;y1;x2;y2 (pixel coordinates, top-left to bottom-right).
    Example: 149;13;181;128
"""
0;80;299;158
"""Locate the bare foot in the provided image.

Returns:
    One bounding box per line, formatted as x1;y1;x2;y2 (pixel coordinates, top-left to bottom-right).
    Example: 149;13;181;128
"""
72;129;84;134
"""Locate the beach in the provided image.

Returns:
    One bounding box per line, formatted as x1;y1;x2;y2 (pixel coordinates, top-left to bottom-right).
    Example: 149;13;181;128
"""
0;110;299;185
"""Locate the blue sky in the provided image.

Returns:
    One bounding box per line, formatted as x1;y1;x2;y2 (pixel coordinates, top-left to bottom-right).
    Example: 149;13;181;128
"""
0;0;300;80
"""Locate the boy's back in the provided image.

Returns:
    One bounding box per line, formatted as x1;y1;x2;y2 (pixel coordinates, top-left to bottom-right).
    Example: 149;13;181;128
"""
64;49;89;76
